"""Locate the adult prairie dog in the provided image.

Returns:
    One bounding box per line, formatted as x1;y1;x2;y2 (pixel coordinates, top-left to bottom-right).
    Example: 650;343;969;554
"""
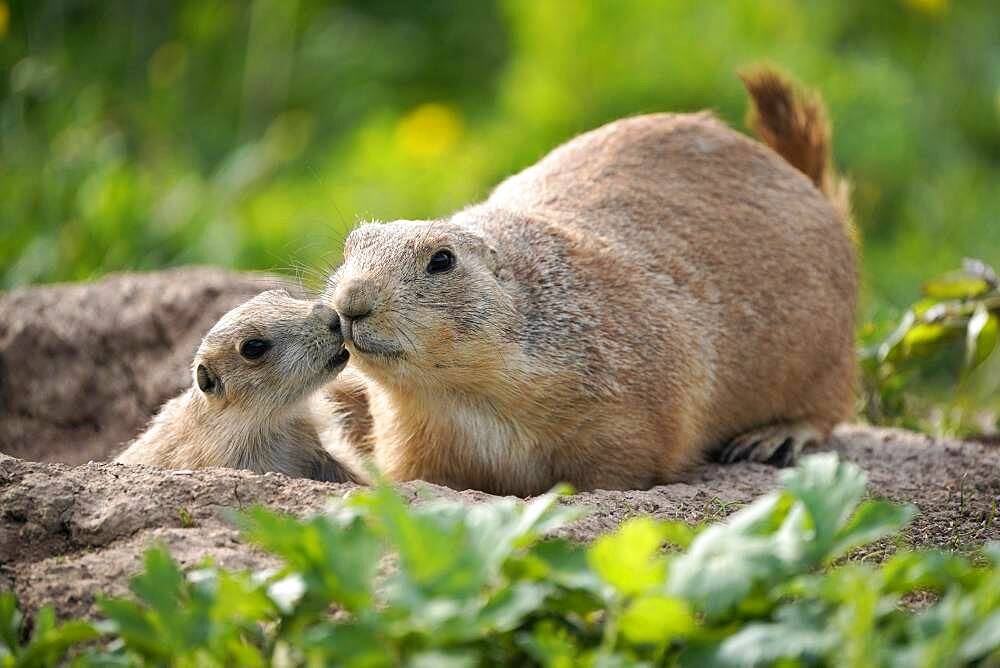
116;289;359;482
323;68;857;496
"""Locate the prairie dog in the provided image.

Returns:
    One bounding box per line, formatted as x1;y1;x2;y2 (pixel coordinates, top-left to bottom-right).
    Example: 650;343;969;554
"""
323;69;857;495
116;290;359;482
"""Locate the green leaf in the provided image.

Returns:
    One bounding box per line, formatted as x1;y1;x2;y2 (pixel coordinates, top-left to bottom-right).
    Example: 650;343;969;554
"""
619;595;695;644
983;542;1000;566
902;322;959;358
830;500;917;560
922;271;991;299
242;506;380;614
958;609;1000;661
781;453;868;556
297;620;393;667
880;550;979;593
588;517;668;596
517;540;603;593
17;618;100;667
516;620;581;668
127;547;185;621
877;310;916;362
360;483;486;600
477;581;551;633
0;592;23;656
666;493;790;619
714;601;834;666
965;304;998;370
660;521;698;549
407;649;480;668
97;597;171;661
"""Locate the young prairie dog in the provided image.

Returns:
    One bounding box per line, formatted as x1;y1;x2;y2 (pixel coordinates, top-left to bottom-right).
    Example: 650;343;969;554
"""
322;68;857;496
116;289;359;482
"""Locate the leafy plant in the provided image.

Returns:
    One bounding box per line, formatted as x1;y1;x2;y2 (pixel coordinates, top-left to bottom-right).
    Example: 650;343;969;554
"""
4;454;1000;666
861;257;1000;435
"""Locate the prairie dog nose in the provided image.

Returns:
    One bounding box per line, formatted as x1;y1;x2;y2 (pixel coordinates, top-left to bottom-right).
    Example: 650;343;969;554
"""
311;302;340;332
333;278;376;321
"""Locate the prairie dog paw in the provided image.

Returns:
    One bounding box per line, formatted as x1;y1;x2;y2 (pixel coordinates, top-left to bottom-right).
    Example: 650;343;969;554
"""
716;422;822;467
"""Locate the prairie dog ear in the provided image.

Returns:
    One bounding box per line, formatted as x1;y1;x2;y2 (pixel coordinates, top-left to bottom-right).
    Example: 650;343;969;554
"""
195;364;220;395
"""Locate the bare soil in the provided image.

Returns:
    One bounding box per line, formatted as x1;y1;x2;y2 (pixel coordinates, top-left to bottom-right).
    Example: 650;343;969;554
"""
1;269;998;620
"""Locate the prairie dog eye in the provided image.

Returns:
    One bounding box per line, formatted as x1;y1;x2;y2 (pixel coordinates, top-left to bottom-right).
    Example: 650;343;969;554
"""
239;338;272;360
426;249;455;274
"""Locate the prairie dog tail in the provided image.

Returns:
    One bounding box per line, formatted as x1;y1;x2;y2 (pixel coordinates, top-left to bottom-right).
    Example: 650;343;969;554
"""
740;67;854;235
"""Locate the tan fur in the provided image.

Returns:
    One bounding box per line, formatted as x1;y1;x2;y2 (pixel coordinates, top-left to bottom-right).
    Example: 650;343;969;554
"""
322;69;858;495
116;290;360;482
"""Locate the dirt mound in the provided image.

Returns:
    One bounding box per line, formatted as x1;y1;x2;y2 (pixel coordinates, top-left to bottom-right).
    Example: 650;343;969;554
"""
1;269;999;620
0;267;292;464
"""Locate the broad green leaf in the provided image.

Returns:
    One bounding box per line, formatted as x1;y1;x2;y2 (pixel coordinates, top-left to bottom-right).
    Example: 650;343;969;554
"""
881;550;979;593
242;507;380;614
477;581;551;633
958;609;1000;661
461;486;581;576
408;649;479;668
965;305;998;370
660;521;698;549
202;569;275;623
360;484;486;600
902;322;958;358
780;453;867;556
714;603;833;666
922;271;990;299
830;500;916;560
619;595;694;644
877;310;916;362
666;494;790;619
127;547;185;622
298;620;394;667
588;517;668;596
824;567;882;667
0;592;22;655
17;619;101;667
96;597;168;660
516;620;581;668
983;542;1000;566
517;540;603;593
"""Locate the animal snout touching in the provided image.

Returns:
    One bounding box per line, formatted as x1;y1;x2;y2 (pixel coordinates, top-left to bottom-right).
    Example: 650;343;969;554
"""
311;303;340;333
333;278;376;322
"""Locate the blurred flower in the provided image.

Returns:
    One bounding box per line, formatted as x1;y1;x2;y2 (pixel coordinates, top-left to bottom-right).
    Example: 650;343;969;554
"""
0;2;9;38
395;103;463;159
148;41;188;89
902;0;949;15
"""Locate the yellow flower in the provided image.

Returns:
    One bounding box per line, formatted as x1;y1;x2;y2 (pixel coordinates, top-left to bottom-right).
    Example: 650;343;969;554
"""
395;103;463;159
0;2;9;38
903;0;949;15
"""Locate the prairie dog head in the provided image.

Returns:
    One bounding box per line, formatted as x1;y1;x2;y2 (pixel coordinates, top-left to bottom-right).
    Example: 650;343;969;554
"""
193;289;349;412
322;220;520;390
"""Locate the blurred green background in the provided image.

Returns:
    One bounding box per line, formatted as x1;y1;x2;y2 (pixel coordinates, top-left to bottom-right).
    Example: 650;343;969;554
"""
3;0;1000;316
